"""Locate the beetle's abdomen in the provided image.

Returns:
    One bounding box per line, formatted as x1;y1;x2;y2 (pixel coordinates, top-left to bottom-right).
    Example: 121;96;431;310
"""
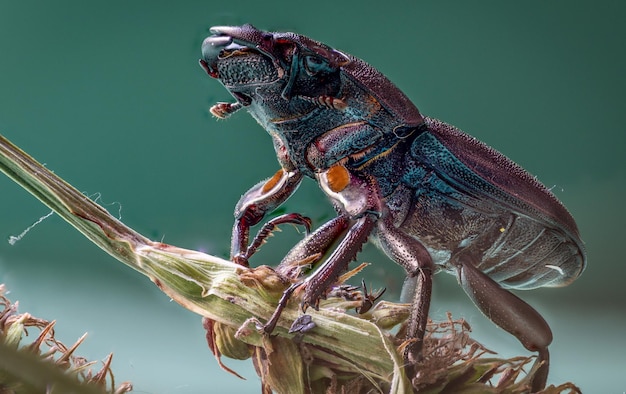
397;126;585;290
398;171;583;289
475;214;584;289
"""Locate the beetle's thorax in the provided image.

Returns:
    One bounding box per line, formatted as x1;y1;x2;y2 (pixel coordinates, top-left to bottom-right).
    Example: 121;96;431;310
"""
252;75;410;174
200;25;424;176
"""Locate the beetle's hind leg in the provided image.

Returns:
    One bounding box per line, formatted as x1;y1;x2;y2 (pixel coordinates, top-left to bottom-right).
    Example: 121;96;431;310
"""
455;257;552;392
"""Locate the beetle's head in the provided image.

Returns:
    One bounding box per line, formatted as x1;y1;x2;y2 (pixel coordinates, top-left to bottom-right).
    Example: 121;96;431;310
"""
200;24;350;121
200;24;424;170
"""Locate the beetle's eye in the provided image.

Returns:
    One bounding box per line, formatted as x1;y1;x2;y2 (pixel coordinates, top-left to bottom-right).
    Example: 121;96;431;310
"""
303;55;330;75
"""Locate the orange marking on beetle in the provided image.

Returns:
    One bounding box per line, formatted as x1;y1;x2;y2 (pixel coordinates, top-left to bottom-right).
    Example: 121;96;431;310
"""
326;165;350;192
262;169;285;194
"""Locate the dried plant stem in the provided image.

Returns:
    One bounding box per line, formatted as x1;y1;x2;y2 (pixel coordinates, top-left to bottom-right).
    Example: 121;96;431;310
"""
0;134;407;391
0;134;579;393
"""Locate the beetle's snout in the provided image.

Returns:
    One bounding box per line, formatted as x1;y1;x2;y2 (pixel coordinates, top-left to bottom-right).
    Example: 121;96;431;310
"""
202;35;233;60
200;35;233;77
200;29;280;88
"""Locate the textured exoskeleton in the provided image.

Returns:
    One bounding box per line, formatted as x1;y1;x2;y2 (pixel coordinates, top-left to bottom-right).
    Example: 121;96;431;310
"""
199;24;586;391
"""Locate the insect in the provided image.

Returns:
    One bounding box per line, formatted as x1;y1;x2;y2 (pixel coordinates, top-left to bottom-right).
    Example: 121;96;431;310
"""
199;24;586;391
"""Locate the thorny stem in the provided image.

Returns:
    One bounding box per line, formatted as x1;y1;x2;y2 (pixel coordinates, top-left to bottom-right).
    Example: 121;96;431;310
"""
0;134;580;394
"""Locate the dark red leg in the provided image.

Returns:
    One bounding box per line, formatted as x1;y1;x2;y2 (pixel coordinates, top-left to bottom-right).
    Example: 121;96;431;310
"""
375;216;435;363
233;213;311;265
456;258;552;391
230;169;303;266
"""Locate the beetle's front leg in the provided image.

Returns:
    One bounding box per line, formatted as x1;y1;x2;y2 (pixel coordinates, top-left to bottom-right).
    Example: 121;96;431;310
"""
301;213;377;309
231;168;303;266
262;212;376;333
237;212;312;264
275;214;351;279
261;165;382;332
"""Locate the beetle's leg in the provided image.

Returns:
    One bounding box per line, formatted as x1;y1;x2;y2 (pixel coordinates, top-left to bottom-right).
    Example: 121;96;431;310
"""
456;258;552;392
301;213;377;310
261;281;304;334
231;168;303;266
375;217;435;364
261;214;351;333
263;166;379;332
238;213;312;263
275;214;350;278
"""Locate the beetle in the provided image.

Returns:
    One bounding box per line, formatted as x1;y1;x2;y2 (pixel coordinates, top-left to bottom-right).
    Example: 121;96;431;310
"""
199;24;585;391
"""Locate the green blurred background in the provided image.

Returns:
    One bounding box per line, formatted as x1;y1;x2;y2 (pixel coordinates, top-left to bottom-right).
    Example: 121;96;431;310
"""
1;1;624;392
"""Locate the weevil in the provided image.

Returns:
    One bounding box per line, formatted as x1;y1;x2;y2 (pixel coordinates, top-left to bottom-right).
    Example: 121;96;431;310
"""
199;24;585;391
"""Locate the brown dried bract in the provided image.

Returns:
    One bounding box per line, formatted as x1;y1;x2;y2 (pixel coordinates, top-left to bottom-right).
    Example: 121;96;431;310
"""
0;284;133;393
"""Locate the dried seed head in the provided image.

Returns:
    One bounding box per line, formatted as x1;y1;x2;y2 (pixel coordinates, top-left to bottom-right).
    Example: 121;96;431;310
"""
0;284;133;393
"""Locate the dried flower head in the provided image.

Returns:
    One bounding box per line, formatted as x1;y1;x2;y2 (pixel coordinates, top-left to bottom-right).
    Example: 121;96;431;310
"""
0;284;133;394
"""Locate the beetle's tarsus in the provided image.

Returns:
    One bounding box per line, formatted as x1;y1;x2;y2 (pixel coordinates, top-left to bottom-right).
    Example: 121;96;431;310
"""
262;281;304;334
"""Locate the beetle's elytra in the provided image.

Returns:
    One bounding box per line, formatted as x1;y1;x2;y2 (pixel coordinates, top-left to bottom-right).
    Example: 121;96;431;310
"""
199;24;585;391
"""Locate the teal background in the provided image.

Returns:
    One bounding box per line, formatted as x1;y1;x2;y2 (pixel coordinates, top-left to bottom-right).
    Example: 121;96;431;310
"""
1;1;624;392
